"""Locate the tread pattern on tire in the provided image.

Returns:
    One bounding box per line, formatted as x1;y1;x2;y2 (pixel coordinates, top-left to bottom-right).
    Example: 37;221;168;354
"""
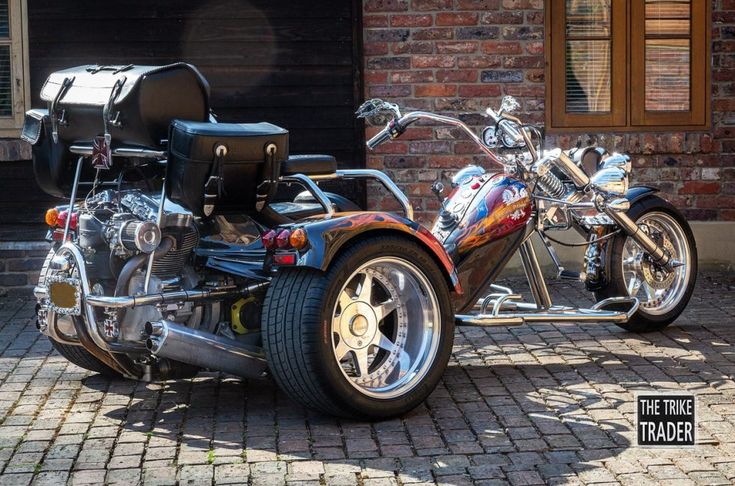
262;266;346;416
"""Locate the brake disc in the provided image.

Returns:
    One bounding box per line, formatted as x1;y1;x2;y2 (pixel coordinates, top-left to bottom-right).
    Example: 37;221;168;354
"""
641;232;677;290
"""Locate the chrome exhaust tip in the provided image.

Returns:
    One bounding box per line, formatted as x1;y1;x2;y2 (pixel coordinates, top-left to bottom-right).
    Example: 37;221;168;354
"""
145;337;160;353
144;320;164;337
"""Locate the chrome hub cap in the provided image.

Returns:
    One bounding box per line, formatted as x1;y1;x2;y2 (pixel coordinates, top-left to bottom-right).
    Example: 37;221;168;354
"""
331;258;441;399
622;212;691;315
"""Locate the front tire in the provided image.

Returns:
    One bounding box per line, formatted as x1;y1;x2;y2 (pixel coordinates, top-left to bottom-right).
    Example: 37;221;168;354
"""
595;196;697;332
263;236;454;419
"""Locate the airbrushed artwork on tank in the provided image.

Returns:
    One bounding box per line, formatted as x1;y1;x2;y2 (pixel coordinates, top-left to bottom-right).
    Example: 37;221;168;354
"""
444;175;532;257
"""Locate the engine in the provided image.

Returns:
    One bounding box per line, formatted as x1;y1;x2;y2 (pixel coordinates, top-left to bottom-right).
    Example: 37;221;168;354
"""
78;189;199;282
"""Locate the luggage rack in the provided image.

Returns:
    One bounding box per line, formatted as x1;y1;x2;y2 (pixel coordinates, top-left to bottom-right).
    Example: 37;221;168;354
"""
69;144;166;159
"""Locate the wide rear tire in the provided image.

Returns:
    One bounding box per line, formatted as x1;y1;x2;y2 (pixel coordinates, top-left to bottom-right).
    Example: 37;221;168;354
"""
262;236;454;419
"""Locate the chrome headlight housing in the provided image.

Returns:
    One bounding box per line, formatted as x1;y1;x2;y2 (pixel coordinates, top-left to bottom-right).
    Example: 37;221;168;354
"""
590;167;629;197
599;153;631;174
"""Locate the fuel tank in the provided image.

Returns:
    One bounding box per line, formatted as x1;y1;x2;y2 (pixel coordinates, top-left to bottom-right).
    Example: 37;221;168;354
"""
432;172;532;312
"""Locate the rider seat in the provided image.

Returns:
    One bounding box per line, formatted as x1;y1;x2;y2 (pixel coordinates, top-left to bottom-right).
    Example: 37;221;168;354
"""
281;154;337;176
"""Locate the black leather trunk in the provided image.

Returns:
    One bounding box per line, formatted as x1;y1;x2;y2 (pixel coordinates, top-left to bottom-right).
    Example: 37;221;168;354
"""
40;63;210;148
166;120;289;217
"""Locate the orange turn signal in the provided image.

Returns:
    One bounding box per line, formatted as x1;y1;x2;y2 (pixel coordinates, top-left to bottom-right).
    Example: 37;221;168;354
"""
288;228;308;250
45;208;59;227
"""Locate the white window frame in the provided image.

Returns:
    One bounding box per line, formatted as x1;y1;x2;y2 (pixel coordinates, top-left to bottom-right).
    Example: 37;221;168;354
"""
0;0;29;137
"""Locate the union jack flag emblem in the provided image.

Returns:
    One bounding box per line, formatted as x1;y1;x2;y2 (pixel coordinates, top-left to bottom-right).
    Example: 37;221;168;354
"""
92;135;112;170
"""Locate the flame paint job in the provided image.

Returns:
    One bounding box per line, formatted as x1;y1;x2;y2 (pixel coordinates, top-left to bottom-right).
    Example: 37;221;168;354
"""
432;174;533;312
441;174;531;258
274;211;463;294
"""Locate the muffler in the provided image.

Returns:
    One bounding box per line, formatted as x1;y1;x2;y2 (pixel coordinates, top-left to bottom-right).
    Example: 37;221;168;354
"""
145;320;267;380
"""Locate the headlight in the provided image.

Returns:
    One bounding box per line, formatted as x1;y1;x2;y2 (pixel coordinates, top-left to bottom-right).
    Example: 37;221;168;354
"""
590;167;628;197
599;153;631;174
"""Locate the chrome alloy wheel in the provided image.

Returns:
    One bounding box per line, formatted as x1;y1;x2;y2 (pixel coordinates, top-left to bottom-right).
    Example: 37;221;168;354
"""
331;257;441;399
621;211;691;316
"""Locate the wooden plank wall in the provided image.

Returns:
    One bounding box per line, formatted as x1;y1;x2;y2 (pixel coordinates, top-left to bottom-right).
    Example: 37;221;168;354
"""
1;0;364;240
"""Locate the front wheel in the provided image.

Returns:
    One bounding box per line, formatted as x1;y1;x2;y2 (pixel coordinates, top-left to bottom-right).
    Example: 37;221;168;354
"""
595;196;697;332
262;236;454;419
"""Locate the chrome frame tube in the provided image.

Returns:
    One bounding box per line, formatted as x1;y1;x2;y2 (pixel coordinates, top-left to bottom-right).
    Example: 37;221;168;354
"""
518;239;553;309
69;144;166;159
604;206;671;267
281;173;335;216
310;169;414;221
143;182;167;292
62;157;84;242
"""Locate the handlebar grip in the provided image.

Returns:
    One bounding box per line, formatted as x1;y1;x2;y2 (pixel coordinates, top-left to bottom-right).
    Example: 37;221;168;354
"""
366;127;391;151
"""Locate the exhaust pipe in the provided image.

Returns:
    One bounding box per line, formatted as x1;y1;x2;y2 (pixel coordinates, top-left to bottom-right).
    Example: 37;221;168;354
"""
145;320;268;380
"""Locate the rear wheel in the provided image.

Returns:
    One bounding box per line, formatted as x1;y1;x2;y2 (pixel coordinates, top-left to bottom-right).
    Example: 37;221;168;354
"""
263;236;454;418
595;196;697;332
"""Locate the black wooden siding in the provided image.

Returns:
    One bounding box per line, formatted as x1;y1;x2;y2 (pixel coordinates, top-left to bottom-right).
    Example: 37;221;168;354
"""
1;0;363;240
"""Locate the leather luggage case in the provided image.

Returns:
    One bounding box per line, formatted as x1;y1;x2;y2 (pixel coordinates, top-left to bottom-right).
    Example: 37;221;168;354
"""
40;63;210;148
21;108;117;198
166;120;289;216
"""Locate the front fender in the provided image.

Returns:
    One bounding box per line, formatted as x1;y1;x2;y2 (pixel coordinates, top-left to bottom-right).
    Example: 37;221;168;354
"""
284;212;462;294
625;185;659;205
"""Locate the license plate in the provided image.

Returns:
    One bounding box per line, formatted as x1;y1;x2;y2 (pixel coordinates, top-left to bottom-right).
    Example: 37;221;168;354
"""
47;276;81;315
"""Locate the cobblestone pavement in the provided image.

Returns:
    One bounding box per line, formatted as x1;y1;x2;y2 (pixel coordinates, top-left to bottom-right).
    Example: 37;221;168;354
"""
0;272;734;486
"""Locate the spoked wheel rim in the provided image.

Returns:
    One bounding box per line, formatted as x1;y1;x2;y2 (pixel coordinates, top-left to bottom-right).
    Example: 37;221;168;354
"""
621;211;691;316
331;257;441;399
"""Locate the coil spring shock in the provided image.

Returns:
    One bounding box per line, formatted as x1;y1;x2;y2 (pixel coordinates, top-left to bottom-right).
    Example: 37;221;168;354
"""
537;171;565;199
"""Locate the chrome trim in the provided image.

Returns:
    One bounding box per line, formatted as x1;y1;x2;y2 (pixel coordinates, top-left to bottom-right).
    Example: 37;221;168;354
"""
604;206;671;268
85;282;269;309
145;320;268;380
310;169;414;221
456;304;636;327
144;182;167;292
281;173;335;216
69;144;166;159
518;239;552;309
63;157;84;242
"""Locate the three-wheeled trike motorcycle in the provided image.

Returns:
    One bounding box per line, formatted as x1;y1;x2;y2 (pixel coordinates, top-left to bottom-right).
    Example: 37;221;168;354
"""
26;63;696;418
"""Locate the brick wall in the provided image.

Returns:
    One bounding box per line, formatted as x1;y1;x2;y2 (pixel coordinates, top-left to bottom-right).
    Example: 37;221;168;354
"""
0;242;51;298
362;0;735;224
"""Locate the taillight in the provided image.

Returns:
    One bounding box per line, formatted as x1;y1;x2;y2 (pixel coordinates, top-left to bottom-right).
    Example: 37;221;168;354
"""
273;253;297;265
275;229;291;249
262;230;277;250
288;228;308;250
57;210;78;231
45;208;59;227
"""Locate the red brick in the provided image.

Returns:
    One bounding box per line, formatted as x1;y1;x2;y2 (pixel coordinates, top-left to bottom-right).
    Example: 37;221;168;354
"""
411;0;453;10
480;11;524;24
365;0;409;12
412;28;454;40
502;0;543;8
436;70;478;82
415;84;457;97
679;181;722;195
413;55;456;68
364;42;389;56
458;84;502;98
436;12;479;26
392;41;434;54
426;155;474;168
391;14;433;27
481;41;523;55
364;15;390;28
525;41;544;55
457;55;501;68
436;41;479;54
457;0;500;8
364;71;389;84
390;70;434;83
409;141;452;153
368;84;413;98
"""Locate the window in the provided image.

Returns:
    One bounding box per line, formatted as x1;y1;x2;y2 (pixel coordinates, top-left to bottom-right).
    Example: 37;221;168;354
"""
0;0;27;136
547;0;709;130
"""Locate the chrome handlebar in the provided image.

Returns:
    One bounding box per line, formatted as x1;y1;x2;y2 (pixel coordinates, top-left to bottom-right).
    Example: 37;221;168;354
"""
366;110;509;168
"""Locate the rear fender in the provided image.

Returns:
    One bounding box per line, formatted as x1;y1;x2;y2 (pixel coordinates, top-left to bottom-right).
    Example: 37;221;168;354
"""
279;212;462;294
625;185;659;205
